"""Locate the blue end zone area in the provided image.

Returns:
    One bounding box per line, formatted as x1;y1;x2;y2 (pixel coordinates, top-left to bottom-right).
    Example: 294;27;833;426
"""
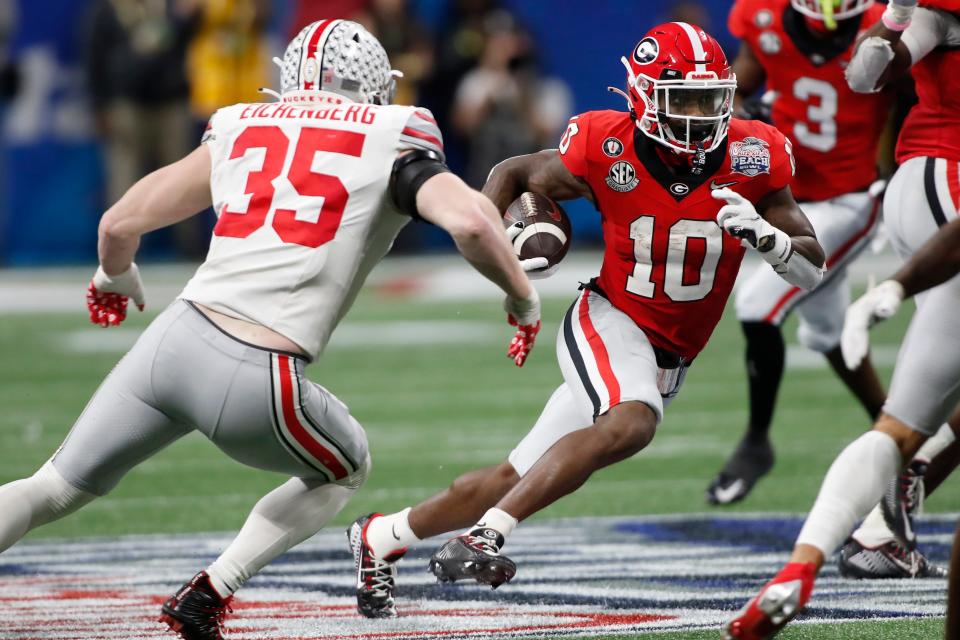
0;514;950;638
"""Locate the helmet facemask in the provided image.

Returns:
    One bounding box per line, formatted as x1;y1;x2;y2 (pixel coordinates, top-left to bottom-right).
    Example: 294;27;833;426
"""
790;0;873;30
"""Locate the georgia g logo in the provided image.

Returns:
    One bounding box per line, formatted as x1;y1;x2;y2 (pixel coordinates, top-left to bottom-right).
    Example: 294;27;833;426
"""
633;37;659;64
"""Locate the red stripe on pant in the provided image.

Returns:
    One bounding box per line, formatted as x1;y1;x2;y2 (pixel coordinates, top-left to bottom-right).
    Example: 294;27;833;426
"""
302;20;333;90
947;161;960;213
577;294;621;408
277;355;349;479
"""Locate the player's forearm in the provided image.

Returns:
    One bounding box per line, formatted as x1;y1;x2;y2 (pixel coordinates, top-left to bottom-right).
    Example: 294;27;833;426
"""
891;218;960;297
452;204;534;302
787;234;825;269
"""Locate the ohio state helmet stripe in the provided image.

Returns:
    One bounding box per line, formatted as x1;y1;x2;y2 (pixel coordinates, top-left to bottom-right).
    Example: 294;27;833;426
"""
673;21;707;73
302;19;336;91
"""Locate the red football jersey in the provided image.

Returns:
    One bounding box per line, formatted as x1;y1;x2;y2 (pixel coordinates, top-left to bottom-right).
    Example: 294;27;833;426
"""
729;0;891;202
896;48;960;163
558;110;794;360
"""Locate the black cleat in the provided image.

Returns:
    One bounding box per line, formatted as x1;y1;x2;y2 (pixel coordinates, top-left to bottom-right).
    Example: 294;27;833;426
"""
347;513;406;619
706;437;775;505
838;538;947;579
881;458;927;550
159;571;232;640
428;527;516;588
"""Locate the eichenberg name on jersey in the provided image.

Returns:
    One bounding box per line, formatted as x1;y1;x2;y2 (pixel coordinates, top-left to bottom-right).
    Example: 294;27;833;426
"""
239;103;377;125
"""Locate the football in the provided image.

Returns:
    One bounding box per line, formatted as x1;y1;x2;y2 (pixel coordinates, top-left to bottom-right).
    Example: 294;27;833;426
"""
503;192;572;271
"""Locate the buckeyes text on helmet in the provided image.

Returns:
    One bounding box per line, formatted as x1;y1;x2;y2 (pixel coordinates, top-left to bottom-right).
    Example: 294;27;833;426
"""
613;22;737;155
273;19;401;105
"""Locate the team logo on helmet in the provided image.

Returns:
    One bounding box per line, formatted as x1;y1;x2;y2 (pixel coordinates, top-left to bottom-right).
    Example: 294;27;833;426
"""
633;37;659;64
602;137;624;157
606;161;639;192
729;137;771;177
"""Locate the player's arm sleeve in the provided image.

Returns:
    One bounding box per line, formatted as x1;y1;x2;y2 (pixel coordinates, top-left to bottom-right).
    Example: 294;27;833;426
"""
901;8;954;63
391;109;450;220
200;108;230;166
766;129;796;193
398;108;446;161
556;113;590;180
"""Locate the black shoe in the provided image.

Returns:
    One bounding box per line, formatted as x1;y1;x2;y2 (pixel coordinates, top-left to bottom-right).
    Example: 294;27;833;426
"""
428;527;516;588
347;513;406;619
159;572;232;640
838;538;947;579
881;458;927;550
706;437;775;505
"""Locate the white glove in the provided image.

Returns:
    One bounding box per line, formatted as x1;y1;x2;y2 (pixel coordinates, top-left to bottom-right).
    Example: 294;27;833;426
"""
713;188;791;264
503;288;542;367
87;263;146;327
840;278;905;370
505;222;557;279
92;263;146;308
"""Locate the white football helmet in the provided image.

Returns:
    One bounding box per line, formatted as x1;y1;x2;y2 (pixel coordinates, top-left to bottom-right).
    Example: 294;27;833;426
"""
270;19;400;105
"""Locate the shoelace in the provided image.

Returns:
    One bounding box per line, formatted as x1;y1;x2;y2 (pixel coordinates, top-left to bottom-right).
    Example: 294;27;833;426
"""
360;556;395;598
464;534;500;556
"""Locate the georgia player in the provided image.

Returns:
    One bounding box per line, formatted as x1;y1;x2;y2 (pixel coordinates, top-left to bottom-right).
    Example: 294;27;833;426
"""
706;0;894;507
0;20;542;640
727;1;960;637
344;22;825;617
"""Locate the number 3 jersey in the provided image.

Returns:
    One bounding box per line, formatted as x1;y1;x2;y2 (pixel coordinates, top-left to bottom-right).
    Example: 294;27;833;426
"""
558;110;794;360
728;0;890;202
179;101;444;359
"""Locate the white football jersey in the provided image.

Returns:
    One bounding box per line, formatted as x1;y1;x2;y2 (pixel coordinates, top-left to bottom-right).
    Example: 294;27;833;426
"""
180;99;444;359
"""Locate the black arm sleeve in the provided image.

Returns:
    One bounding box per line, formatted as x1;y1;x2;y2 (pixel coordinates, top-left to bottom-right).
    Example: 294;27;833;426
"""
389;149;451;220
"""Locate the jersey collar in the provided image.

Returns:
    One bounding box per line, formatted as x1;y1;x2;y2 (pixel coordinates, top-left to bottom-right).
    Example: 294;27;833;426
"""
632;127;728;202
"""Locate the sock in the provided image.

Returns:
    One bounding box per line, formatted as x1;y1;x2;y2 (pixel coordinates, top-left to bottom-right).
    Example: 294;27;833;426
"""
470;507;518;546
0;461;96;554
206;477;357;597
915;423;956;461
796;431;901;557
365;507;418;560
742;322;785;444
851;504;895;547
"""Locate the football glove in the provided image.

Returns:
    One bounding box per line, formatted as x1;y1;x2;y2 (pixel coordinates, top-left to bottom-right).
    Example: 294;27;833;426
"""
87;263;146;327
504;289;541;367
713;188;791;263
505;221;556;279
841;278;904;370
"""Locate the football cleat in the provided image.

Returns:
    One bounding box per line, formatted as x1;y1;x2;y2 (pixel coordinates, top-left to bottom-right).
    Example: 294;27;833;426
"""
347;514;406;619
838;538;947;579
159;571;233;640
707;438;775;505
881;458;927;550
724;562;816;640
428;527;516;588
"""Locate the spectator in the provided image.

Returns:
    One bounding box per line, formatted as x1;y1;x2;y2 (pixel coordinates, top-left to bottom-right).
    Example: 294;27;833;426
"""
451;11;572;187
84;0;200;208
356;0;433;106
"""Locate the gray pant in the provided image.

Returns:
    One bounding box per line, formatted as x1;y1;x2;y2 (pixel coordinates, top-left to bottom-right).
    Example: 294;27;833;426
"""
881;157;960;435
53;300;368;495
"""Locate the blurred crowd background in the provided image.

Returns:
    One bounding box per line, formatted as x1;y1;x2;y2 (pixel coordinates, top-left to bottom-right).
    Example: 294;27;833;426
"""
0;0;739;265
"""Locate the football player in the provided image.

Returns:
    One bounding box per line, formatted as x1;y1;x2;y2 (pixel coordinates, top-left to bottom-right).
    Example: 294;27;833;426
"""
706;0;894;507
345;22;825;618
727;1;960;636
0;20;542;640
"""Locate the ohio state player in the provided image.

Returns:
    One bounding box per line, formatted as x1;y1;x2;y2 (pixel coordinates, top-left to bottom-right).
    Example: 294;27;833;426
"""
727;1;960;637
706;0;894;507
0;20;541;640
346;22;825;615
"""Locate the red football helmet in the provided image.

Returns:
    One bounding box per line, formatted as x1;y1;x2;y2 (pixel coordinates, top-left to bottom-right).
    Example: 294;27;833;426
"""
611;22;736;154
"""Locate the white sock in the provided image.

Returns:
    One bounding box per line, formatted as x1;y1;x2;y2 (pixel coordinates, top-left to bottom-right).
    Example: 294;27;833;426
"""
471;508;518;540
851;504;895;547
915;423;956;461
206;476;357;597
797;431;902;557
0;461;96;554
365;507;418;560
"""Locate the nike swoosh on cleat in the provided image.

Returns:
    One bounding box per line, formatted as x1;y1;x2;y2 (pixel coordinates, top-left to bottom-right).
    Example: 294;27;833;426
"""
712;479;746;504
710;180;738;190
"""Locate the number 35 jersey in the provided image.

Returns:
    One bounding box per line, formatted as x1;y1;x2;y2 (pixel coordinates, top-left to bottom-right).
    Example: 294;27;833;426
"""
558;110;794;360
728;0;890;202
180;101;444;360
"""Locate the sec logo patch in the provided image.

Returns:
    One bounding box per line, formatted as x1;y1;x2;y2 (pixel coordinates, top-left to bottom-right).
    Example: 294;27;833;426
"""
602;137;624;157
606;161;639;192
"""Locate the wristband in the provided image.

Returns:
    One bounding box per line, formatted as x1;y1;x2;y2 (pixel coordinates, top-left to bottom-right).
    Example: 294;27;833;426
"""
882;3;915;31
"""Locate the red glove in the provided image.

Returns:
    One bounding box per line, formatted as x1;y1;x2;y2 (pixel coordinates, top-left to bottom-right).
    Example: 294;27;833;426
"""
86;264;145;327
504;290;541;367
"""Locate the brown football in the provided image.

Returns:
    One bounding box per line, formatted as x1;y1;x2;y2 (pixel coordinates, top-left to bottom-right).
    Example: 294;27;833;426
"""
503;192;572;271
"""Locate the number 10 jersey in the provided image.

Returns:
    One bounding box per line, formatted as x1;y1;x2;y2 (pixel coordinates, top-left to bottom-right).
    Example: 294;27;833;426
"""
180;100;444;360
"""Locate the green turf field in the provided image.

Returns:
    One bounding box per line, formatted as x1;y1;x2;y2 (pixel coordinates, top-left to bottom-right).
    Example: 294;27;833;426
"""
0;285;954;638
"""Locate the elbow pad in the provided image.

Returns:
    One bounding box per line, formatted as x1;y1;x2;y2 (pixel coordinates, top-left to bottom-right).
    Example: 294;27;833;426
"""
772;251;824;290
846;37;895;93
390;149;450;220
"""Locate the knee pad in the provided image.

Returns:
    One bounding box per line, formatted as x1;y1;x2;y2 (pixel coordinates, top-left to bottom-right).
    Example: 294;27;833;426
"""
338;452;371;491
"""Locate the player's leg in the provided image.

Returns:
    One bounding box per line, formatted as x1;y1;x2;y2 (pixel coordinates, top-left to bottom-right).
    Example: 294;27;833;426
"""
0;305;192;554
429;289;668;586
